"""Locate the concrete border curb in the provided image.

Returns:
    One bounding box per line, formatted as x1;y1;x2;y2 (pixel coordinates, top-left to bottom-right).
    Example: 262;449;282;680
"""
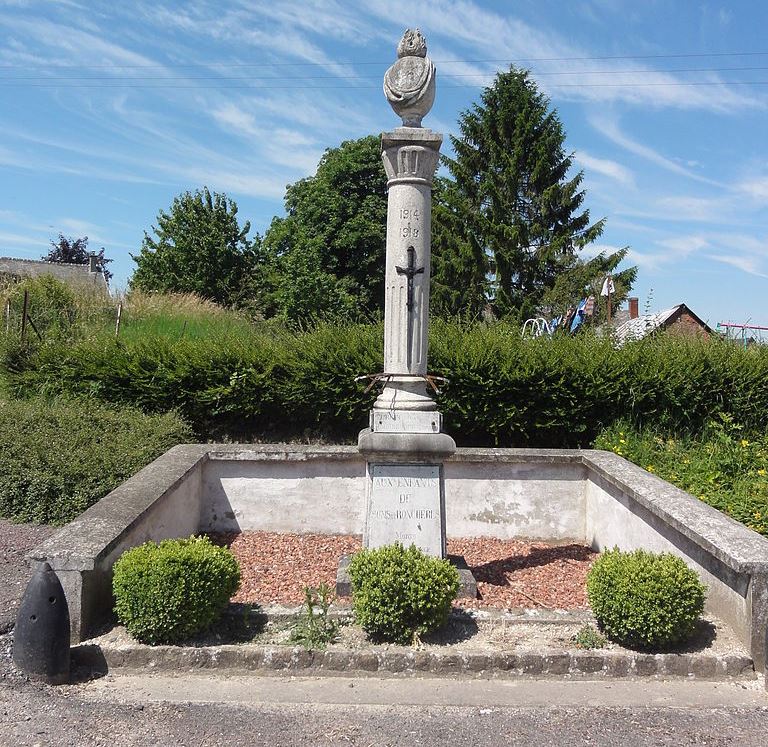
72;642;755;681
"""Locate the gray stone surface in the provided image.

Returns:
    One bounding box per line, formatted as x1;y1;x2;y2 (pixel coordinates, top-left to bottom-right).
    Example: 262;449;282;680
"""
370;409;442;433
358;429;456;459
364;463;443;555
27;443;768;667
383;29;435;127
72;638;755;680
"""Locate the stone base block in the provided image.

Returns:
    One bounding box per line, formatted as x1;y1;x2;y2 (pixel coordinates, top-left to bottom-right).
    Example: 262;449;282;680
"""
357;428;456;460
335;553;477;599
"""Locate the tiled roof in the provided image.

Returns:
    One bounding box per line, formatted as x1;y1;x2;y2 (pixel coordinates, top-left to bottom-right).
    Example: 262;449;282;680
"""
613;305;682;345
0;257;108;289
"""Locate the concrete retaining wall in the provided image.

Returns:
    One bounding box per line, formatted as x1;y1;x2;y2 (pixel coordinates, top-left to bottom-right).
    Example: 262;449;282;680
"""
29;444;768;668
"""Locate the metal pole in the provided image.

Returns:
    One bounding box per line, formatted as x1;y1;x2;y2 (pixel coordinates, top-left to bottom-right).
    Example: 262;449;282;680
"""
115;302;123;339
21;289;28;341
4;298;9;335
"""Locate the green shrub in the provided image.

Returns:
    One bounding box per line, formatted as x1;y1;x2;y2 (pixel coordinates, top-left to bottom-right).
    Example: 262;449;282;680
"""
348;543;460;644
0;396;192;525
7;314;768;446
595;417;768;537
586;548;706;649
112;536;241;644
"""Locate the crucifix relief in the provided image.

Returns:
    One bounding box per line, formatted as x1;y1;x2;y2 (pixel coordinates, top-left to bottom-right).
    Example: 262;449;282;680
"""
396;245;425;370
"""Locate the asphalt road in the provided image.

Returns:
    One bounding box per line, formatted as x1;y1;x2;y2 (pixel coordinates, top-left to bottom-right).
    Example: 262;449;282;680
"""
3;631;768;747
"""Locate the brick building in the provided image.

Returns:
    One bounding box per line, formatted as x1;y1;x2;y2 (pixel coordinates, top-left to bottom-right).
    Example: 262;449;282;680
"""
613;298;712;345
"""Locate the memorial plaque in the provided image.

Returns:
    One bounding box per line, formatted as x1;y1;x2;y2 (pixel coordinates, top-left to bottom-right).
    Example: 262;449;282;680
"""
371;410;442;434
364;464;445;557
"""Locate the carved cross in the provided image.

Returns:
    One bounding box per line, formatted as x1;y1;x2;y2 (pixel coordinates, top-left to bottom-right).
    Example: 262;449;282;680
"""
396;245;424;369
395;245;424;311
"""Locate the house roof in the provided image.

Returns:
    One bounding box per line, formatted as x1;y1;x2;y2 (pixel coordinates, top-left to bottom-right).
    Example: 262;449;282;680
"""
613;304;711;345
0;256;108;290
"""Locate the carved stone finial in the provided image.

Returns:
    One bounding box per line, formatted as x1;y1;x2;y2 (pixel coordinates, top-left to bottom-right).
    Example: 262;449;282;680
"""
384;28;436;127
397;28;427;58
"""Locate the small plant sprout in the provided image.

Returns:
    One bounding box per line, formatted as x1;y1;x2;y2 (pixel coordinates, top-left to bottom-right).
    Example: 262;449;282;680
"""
571;625;607;649
289;583;339;650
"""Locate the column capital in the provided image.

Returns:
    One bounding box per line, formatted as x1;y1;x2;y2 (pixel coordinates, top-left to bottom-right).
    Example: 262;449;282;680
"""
381;128;443;185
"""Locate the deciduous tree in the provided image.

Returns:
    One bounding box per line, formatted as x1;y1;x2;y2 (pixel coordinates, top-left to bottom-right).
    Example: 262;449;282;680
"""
130;188;260;308
43;234;113;283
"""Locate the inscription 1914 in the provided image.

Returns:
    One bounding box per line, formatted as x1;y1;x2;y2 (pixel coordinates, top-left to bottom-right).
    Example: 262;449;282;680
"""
399;207;421;239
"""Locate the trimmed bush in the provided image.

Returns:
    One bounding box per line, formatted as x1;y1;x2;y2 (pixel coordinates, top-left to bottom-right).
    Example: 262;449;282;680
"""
348;543;460;644
112;536;241;644
0;397;192;525
6;318;768;445
586;548;706;649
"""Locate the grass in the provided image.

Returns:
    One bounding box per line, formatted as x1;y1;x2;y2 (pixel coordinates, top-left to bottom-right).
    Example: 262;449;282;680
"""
594;415;768;537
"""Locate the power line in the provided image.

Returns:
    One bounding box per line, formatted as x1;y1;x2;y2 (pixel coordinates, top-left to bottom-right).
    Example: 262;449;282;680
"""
4;65;768;82
1;50;768;70
2;80;768;90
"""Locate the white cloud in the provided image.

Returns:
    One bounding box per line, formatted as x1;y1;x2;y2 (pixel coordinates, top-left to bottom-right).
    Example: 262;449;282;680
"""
736;177;768;203
707;253;768;277
589;116;724;186
574;150;634;186
361;0;765;111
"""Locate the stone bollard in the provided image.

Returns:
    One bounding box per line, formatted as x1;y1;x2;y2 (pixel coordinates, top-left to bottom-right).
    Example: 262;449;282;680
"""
13;562;71;684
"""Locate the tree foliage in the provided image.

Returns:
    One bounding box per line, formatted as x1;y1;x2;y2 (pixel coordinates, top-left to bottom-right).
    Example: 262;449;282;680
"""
263;136;387;321
43;234;113;283
130;188;261;308
435;68;610;320
540;246;638;322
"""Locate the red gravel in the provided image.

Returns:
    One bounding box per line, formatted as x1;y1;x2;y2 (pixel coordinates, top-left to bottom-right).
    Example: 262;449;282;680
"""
215;532;597;610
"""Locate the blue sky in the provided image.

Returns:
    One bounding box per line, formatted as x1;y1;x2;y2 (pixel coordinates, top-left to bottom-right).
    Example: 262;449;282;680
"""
1;1;767;328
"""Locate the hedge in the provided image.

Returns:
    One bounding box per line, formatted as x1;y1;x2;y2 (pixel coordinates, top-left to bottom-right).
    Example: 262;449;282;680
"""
4;321;768;445
0;397;193;524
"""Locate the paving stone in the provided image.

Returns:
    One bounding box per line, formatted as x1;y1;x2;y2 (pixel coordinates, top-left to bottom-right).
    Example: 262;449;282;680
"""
690;655;718;678
290;648;316;669
519;652;543;675
603;653;631;677
542;653;570;675
633;654;659;676
573;653;605;674
350;651;379;672
412;651;432;671
465;653;490;673
264;648;292;670
431;653;462;673
321;650;351;671
380;652;409;672
722;654;754;677
661;654;692;676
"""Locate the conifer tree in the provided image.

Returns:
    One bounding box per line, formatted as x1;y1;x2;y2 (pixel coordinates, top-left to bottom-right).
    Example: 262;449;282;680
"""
436;68;606;320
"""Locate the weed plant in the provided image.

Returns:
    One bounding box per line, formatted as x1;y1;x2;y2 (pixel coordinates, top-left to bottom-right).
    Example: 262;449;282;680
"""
595;415;768;536
289;583;339;650
571;625;607;649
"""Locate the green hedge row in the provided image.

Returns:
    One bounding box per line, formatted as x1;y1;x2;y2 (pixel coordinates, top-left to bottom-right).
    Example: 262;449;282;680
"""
0;397;192;524
4;321;768;446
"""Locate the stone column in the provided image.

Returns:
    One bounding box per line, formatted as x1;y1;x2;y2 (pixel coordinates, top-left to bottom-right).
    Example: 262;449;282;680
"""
375;128;442;414
356;29;457;561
